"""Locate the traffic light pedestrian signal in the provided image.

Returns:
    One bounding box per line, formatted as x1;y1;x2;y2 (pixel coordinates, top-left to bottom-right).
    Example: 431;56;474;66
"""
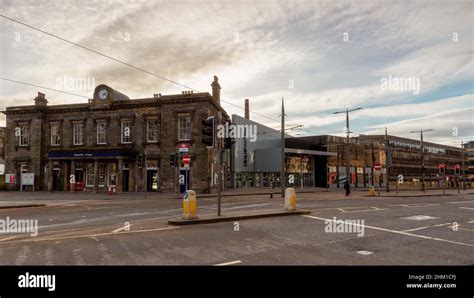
202;116;215;148
137;154;143;168
169;154;177;167
223;121;236;149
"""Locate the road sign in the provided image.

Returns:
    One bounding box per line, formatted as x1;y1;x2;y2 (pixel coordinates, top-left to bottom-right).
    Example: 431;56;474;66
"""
374;163;382;171
397;174;404;184
179;143;189;153
6;174;15;184
182;154;191;165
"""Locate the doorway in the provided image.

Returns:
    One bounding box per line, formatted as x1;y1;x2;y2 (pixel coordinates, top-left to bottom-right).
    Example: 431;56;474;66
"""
147;170;158;192
122;170;129;192
53;169;61;191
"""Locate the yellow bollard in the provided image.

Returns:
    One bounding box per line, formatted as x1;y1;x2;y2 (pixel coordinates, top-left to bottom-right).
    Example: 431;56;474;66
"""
183;190;198;219
368;186;376;196
285;188;297;211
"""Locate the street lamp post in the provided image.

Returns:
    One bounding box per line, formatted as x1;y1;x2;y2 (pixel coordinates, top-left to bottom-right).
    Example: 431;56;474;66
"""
333;108;362;186
409;129;434;193
281;98;285;197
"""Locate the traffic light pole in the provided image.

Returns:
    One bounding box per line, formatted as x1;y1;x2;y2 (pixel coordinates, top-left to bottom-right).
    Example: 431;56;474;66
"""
385;127;390;192
144;151;147;199
461;140;465;190
217;112;222;216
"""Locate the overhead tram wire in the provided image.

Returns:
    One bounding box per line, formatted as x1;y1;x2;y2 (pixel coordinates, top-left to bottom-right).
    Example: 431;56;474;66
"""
0;78;90;99
1;14;282;124
2;77;344;138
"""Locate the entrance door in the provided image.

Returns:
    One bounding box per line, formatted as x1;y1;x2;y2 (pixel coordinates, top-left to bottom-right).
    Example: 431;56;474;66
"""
147;170;158;192
122;170;129;192
53;169;61;191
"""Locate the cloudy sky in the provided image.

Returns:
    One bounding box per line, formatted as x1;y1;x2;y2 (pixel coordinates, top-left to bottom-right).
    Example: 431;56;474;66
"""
1;0;472;146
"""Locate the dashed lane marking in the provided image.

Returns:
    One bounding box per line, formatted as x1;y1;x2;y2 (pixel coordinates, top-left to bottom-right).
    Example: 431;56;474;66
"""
388;203;440;208
356;250;373;256
301;215;474;248
214;260;242;266
459;207;474;210
340;207;389;213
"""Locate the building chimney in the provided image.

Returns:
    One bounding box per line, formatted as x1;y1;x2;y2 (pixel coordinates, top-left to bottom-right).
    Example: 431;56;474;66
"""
211;75;221;105
34;92;48;107
244;98;250;119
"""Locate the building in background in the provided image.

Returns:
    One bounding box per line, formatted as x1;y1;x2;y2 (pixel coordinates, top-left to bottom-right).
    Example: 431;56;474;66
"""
464;141;474;181
229;101;335;189
2;76;228;193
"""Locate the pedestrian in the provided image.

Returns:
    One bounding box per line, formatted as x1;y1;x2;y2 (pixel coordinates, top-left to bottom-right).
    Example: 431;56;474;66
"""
344;180;351;196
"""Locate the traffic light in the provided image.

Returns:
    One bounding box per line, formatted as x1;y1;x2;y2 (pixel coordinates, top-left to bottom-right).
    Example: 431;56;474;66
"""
202;116;214;148
454;164;461;175
169;154;176;167
439;163;446;175
136;154;143;168
223;122;236;149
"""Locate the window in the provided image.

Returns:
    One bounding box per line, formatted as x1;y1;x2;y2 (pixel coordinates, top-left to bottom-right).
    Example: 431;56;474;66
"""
97;122;107;144
86;163;95;187
17;124;29;146
147;119;159;143
73;123;84;145
121;120;132;144
98;163;106;186
50;123;60;146
178;114;192;141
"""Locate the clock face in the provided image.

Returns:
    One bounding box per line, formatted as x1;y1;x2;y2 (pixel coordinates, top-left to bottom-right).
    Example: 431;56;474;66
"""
98;88;108;100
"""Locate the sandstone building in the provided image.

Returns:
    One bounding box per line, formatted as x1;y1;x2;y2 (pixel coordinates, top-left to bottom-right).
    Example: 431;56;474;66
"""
2;77;228;193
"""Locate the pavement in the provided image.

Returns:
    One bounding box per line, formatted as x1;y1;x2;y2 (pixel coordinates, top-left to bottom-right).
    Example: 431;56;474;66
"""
0;189;472;265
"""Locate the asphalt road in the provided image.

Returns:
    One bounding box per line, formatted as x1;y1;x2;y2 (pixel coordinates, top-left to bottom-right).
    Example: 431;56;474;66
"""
0;191;473;265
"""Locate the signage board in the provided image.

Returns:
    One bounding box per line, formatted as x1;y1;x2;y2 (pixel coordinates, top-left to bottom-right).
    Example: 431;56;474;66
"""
21;173;35;186
6;174;15;184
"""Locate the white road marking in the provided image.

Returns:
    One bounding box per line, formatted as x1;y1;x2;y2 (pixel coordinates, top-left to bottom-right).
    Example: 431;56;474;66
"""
15;245;30;265
0;226;180;245
214;260;242;266
341;207;389;213
459;207;474;210
0;236;18;242
403;222;452;232
45;248;54;265
112;224;132;233
302;215;474;247
401;215;439;221
73;248;87;265
356;250;373;255
389;203;440;208
446;200;474;204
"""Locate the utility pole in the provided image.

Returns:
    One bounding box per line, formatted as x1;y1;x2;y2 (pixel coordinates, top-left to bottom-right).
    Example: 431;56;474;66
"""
385;127;390;192
333;107;362;186
281;98;285;197
410;129;434;193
